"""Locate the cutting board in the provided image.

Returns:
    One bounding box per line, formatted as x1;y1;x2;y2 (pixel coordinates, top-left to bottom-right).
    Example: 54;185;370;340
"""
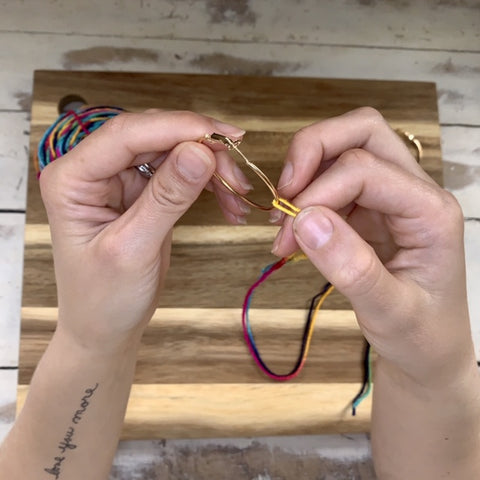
19;71;442;439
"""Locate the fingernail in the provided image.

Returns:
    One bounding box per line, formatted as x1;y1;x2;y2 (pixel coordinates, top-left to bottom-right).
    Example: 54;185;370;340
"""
294;208;333;250
236;198;251;215
233;164;254;191
277;162;293;190
269;209;283;224
271;227;284;254
236;215;248;225
213;120;246;138
176;145;211;180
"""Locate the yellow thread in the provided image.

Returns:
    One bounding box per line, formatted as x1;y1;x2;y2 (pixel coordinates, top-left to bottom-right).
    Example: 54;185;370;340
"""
303;284;335;361
272;197;301;217
283;251;334;367
286;251;308;262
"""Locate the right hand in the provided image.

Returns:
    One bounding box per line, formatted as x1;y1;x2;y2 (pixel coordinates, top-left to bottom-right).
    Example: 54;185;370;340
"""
272;107;476;387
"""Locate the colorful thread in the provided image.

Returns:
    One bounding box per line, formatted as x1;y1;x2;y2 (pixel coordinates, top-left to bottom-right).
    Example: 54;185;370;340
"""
243;253;372;414
351;341;372;416
35;105;124;176
242;252;334;381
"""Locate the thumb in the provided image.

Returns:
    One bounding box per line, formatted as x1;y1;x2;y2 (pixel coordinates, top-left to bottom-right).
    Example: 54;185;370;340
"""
293;206;397;317
118;141;215;251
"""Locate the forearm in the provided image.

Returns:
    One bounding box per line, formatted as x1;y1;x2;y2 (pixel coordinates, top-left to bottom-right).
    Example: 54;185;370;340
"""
0;324;139;480
372;356;480;479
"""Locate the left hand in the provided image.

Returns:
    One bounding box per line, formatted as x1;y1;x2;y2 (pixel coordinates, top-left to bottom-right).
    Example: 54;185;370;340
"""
39;110;245;352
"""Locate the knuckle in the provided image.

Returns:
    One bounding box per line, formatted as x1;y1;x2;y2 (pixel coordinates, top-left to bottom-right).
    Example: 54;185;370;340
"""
96;234;135;270
39;161;66;209
99;234;126;261
339;246;380;296
436;189;464;235
292;124;317;144
150;174;186;211
143;108;163;114
172;110;206;126
415;186;464;244
337;147;376;169
442;189;463;219
102;112;132;135
354;106;385;125
38;162;54;197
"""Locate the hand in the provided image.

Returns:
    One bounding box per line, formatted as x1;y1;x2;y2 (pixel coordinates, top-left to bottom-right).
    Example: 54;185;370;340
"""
39;110;245;352
272;107;475;386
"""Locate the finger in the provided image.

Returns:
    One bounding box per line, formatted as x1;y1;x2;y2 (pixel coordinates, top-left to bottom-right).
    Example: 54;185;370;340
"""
277;107;432;198
205;180;215;192
292;206;407;334
210;150;254;224
212;184;250;224
109;141;216;252
66;111;245;182
273;148;448;258
213;150;254;194
133;150;168;168
117;152;170;209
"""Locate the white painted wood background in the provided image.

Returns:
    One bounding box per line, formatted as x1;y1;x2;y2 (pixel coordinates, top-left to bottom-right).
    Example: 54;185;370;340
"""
0;1;479;477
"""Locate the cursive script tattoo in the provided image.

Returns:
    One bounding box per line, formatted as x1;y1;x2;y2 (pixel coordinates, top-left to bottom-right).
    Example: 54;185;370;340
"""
58;427;76;454
44;457;65;479
72;383;98;424
44;383;99;478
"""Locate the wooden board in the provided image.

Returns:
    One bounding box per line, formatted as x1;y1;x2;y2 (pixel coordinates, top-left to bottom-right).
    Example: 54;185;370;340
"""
21;70;442;438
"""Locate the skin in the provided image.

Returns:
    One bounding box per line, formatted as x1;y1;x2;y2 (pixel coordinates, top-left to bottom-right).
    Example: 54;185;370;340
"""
0;107;478;479
273;107;480;478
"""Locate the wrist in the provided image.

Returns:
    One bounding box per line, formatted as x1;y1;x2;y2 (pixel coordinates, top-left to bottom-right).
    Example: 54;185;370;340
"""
53;319;143;360
375;352;480;406
372;354;480;478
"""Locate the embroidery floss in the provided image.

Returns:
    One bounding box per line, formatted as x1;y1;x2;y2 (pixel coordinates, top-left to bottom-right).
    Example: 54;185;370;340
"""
242;252;334;381
242;253;372;415
35;105;125;176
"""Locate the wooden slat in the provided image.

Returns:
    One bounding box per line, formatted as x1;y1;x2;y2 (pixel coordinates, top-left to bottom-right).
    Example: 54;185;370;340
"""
20;307;366;385
22;230;348;310
25;224;278;246
17;383;372;440
28;116;442;225
21;71;440;438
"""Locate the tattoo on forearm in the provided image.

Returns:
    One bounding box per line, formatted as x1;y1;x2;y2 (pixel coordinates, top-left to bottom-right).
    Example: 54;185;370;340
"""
44;383;99;479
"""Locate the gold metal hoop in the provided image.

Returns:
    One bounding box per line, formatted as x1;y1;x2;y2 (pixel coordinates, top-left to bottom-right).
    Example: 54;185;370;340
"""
201;133;300;216
395;129;423;163
201;129;423;218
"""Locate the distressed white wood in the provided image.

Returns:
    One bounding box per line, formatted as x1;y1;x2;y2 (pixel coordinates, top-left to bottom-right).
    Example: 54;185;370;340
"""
443;126;480;219
111;435;373;478
0;369;18;443
115;434;371;462
0;34;479;126
0;113;29;210
1;0;478;52
0;214;24;367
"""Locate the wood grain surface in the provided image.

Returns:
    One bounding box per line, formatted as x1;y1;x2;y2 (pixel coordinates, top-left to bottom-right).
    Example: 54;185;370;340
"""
21;70;441;438
20;308;366;385
17;382;372;439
